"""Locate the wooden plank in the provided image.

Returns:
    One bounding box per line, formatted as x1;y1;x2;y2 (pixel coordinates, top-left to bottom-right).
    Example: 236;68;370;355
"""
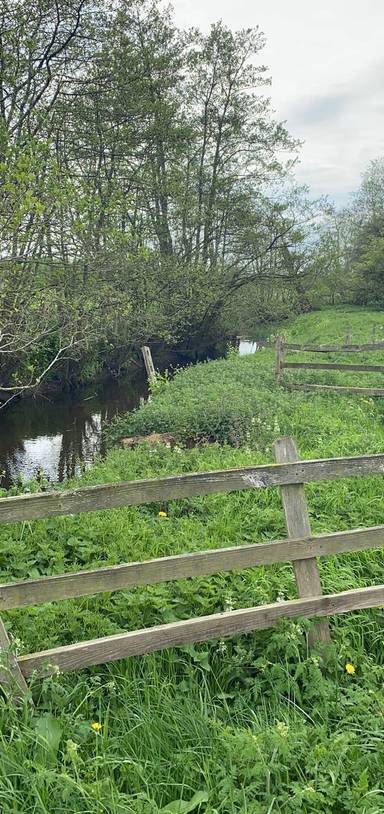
1;453;384;524
284;341;384;352
275;336;284;384
274;437;330;644
0;618;29;699
1;524;384;610
141;346;156;384
286;383;384;396
18;584;384;677
283;362;384;373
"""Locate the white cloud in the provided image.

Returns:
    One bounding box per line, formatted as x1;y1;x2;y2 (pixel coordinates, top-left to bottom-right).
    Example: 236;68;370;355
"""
172;0;384;205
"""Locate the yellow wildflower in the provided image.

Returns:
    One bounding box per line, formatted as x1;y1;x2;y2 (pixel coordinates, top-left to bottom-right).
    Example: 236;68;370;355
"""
158;511;168;517
91;722;102;732
345;662;356;675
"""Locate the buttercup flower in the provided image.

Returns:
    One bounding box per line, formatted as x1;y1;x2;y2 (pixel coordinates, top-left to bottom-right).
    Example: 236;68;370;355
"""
158;511;168;517
91;722;102;732
345;662;356;675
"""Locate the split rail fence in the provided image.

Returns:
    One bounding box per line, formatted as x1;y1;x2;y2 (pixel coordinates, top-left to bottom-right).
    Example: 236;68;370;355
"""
276;336;384;396
1;437;384;699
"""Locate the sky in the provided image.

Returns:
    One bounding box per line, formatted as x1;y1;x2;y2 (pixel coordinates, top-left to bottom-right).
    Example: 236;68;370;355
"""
172;0;384;207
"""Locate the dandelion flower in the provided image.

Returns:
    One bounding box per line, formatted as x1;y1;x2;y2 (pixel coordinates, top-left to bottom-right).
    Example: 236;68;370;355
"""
91;722;102;732
158;511;168;517
345;662;355;675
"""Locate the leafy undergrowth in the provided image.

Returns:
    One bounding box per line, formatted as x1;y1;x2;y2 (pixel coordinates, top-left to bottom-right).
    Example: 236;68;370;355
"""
2;308;384;811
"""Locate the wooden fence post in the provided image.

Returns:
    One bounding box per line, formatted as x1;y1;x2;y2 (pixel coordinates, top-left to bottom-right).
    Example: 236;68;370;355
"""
141;346;156;386
275;337;284;384
0;618;29;702
273;437;331;647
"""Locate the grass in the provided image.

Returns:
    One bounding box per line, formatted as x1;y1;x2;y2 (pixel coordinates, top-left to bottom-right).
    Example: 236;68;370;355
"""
2;307;384;810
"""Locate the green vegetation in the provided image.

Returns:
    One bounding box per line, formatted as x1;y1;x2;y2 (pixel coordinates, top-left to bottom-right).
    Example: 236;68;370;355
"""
106;306;384;449
2;0;384;807
1;309;384;810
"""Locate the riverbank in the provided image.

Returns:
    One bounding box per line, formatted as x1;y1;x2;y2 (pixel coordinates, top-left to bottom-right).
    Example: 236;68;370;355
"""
0;333;271;489
1;307;384;811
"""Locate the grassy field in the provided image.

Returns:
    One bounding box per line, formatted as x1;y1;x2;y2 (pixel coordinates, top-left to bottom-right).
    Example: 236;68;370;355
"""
2;307;384;812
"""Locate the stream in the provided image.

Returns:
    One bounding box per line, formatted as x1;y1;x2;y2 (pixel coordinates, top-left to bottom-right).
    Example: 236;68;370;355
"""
0;337;267;489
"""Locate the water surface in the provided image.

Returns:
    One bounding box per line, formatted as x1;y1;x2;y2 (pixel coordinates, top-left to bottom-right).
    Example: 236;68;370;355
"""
0;376;146;489
238;339;258;355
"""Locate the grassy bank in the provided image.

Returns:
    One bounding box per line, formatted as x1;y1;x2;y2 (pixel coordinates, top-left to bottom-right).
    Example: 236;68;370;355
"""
106;306;384;454
1;308;384;811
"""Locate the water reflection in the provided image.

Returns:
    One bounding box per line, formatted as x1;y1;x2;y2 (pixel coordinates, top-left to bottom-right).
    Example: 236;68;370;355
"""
0;376;146;489
238;339;258;356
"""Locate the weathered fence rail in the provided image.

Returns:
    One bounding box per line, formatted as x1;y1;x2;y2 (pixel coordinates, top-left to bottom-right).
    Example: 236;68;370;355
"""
2;452;384;524
276;337;384;395
1;524;384;612
1;437;384;698
18;585;384;677
284;341;384;352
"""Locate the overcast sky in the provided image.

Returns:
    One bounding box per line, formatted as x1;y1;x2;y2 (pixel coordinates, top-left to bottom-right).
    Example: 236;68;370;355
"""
173;0;384;207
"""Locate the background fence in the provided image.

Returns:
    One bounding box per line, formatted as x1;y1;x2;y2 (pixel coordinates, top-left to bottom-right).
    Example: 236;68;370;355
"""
1;437;384;700
276;336;384;395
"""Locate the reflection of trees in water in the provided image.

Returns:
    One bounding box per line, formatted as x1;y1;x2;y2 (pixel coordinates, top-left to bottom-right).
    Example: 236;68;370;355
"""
57;395;138;482
0;439;25;488
58;412;101;482
1;374;146;487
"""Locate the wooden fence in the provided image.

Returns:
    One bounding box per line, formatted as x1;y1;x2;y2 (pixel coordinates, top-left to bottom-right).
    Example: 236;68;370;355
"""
1;436;384;700
276;336;384;395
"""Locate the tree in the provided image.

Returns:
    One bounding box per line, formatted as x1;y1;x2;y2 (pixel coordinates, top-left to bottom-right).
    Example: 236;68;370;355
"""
1;0;307;403
350;159;384;305
0;0;94;404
